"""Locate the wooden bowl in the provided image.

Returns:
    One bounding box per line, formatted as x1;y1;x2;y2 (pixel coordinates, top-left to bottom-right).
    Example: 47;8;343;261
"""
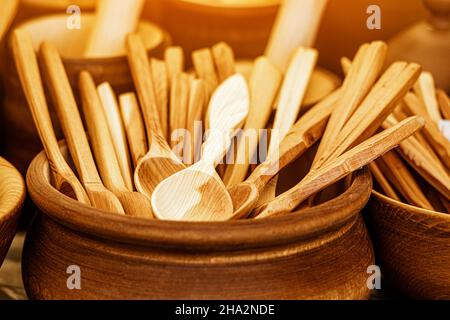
366;191;450;299
0;156;25;267
23;145;374;300
0;13;170;174
144;0;280;61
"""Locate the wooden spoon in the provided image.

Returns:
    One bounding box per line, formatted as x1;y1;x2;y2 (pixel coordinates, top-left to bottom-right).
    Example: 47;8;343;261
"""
84;0;145;57
126;34;186;199
151;58;169;140
228;89;339;220
151;74;249;221
40;41;124;214
164;46;185;85
97;82;133;191
223;56;282;187
11;29;90;205
79;71;153;218
413;71;442;124
252;116;425;219
437;89;450;120
212;42;236;82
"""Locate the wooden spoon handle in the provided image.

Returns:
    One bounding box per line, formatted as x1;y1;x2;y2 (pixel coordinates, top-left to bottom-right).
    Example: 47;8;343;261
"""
0;0;18;41
254;116;425;218
79;71;128;193
11;30;90;205
84;0;145;57
39;42;103;185
248;89;340;191
126;34;164;139
265;0;328;71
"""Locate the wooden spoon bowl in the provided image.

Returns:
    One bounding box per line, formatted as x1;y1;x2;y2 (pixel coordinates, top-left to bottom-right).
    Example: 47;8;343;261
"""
1;13;170;174
24;143;375;299
366;191;450;299
0;157;25;268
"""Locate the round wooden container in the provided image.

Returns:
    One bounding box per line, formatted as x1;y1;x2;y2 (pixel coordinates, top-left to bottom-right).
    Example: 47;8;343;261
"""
145;0;280;61
0;156;25;267
23;146;374;300
0;14;170;174
367;191;450;299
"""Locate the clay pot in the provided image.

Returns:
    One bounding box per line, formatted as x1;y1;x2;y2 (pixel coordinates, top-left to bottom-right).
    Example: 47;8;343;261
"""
23;145;374;300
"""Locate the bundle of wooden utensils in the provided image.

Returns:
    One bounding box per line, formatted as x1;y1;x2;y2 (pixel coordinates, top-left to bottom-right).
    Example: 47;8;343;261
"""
13;27;447;221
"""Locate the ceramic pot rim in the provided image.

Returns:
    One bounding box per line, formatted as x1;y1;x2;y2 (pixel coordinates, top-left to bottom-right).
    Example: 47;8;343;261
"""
0;157;26;223
27;147;372;249
372;190;450;222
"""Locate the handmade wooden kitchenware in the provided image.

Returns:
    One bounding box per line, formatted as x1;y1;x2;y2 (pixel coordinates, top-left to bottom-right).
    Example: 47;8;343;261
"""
0;156;25;268
1;13;170;174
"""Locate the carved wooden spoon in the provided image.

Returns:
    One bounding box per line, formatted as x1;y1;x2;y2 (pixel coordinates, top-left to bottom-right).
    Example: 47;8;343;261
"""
126;34;186;200
228;89;339;219
152;74;249;221
12;29;90;205
252;116;425;219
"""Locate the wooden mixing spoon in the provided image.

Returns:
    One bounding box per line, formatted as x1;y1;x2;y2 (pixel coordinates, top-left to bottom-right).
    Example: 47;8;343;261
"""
79;71;154;218
152;74;249;221
40;41;124;214
126;34;186;200
12;29;90;205
252;116;425;219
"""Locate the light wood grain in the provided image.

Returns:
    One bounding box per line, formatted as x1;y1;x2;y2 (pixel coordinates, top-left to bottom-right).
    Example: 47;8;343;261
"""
79;72;153;218
186;79;207;164
369;161;400;201
11;29;90;205
212;42;236;82
403;92;450;171
126;34;185;199
223;57;282;187
119;92;148;168
40;42;124;214
84;0;145;57
377;150;433;210
169;72;190;150
315;62;421;168
413;71;442;124
97;82;134;191
312;41;387;168
265;0;328;71
164;46;184;84
152;75;249;221
192;48;219;96
151;58;169;140
253;116;424;219
228;89;339;220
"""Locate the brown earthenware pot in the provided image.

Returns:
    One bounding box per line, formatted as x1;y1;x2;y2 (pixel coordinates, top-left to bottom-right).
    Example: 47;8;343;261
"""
367;191;450;299
23;145;374;300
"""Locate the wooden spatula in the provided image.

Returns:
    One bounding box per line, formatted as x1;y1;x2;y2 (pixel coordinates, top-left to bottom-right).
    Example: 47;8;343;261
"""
228;89;339;219
84;0;145;57
12;29;90;205
126;34;186;200
40;41;124;214
151;74;249;221
253;116;425;219
79;71;153;218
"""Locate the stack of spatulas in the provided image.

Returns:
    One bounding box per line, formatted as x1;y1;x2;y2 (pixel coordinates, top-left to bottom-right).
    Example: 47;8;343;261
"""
13;28;435;221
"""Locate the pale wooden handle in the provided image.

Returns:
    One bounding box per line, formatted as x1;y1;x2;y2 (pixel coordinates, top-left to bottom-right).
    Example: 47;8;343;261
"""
0;0;18;41
255;116;424;218
119;92;148;168
265;0;328;71
84;0;144;57
97;82;134;191
151;58;169;140
40;42;102;185
126;34;164;139
79;71;128;193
